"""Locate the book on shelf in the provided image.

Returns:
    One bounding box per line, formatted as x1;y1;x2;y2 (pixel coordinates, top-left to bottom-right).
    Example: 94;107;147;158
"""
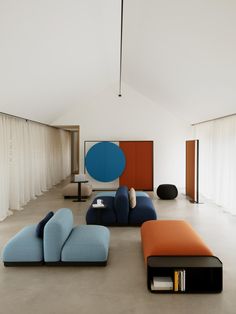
92;204;105;208
174;271;179;291
174;270;186;292
182;270;186;291
151;283;173;291
152;277;173;289
153;277;173;288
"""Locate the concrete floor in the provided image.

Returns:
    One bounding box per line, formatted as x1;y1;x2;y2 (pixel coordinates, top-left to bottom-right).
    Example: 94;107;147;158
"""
0;181;236;314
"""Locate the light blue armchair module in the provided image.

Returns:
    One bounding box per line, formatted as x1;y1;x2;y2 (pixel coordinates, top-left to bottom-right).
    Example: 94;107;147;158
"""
2;225;43;266
61;225;110;264
44;208;73;262
2;208;110;266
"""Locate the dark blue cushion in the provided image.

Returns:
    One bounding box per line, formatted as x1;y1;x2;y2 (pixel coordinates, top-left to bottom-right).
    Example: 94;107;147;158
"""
114;186;129;224
86;197;116;225
36;212;54;238
129;196;157;225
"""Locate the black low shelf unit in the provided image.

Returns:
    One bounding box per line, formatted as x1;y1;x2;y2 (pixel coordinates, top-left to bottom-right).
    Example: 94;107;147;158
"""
147;256;223;293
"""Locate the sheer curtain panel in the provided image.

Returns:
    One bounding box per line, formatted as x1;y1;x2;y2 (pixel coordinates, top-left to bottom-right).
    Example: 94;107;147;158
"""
194;115;236;215
0;115;11;221
0;114;71;220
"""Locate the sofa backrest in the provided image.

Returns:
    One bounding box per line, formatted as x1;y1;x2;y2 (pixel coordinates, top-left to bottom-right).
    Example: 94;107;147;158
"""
44;208;73;262
114;186;129;224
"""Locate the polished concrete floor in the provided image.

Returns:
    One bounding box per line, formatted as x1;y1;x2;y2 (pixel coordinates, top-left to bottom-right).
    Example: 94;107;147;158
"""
0;181;236;314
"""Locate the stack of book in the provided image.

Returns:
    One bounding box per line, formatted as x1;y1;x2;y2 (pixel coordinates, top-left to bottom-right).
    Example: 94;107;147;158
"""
174;270;186;292
151;277;173;291
92;199;105;208
92;203;105;208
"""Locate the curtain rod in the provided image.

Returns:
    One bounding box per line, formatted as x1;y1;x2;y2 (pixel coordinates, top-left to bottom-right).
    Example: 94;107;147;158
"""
191;112;236;126
0;111;60;129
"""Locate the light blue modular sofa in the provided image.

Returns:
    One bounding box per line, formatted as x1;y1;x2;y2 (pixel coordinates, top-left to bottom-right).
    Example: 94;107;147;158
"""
2;208;110;266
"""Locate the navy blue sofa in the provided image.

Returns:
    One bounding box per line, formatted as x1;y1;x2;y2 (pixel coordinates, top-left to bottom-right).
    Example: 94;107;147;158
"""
86;186;157;226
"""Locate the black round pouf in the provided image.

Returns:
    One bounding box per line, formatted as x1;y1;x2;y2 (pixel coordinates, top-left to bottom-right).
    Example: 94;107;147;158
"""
156;184;178;200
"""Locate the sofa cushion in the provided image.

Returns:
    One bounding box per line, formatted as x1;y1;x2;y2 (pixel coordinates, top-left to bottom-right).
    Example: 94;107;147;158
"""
62;183;92;197
114;186;129;224
61;225;110;262
44;208;73;262
2;225;43;262
86;196;116;225
129;196;157;225
135;191;149;197
96;191;117;197
129;188;136;208
141;220;213;263
96;191;149;198
36;212;54;238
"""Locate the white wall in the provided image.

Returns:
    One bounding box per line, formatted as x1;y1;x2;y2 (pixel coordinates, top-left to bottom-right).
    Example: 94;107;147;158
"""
52;84;190;190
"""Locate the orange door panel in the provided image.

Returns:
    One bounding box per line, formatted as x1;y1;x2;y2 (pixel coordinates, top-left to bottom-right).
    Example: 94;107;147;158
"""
186;140;199;202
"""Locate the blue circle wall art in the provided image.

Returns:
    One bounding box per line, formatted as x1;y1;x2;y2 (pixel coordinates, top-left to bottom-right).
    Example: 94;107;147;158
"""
85;142;126;182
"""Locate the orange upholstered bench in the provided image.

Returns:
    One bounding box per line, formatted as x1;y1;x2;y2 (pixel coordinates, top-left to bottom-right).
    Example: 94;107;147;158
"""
141;220;223;293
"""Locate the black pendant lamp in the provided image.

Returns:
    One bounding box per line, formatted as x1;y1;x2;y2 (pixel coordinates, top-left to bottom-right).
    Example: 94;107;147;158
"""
118;0;124;97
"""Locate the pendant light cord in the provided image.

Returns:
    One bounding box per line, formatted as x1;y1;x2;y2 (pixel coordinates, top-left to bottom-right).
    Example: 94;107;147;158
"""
119;0;124;97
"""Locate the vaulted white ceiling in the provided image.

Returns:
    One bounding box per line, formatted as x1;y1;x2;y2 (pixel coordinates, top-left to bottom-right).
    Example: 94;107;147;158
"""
123;0;236;123
0;0;235;124
0;0;120;123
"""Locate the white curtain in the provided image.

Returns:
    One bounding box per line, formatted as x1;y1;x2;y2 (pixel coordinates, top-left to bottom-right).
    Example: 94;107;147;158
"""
0;114;71;221
0;115;12;220
194;115;236;215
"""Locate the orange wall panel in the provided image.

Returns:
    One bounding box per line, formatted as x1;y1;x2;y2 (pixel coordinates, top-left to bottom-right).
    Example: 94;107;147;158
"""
119;141;153;190
119;141;136;188
186;140;196;201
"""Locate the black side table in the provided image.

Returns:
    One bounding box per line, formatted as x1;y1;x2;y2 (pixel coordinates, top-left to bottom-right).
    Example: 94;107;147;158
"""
93;204;107;225
72;180;89;202
93;205;107;225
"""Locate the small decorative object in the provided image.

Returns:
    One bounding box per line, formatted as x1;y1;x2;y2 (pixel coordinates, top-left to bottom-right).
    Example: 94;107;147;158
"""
156;184;178;200
92;199;105;208
97;199;102;205
74;174;86;182
129;187;136;208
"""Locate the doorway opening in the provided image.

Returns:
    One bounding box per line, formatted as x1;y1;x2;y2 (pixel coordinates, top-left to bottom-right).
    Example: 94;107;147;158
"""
55;125;80;175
